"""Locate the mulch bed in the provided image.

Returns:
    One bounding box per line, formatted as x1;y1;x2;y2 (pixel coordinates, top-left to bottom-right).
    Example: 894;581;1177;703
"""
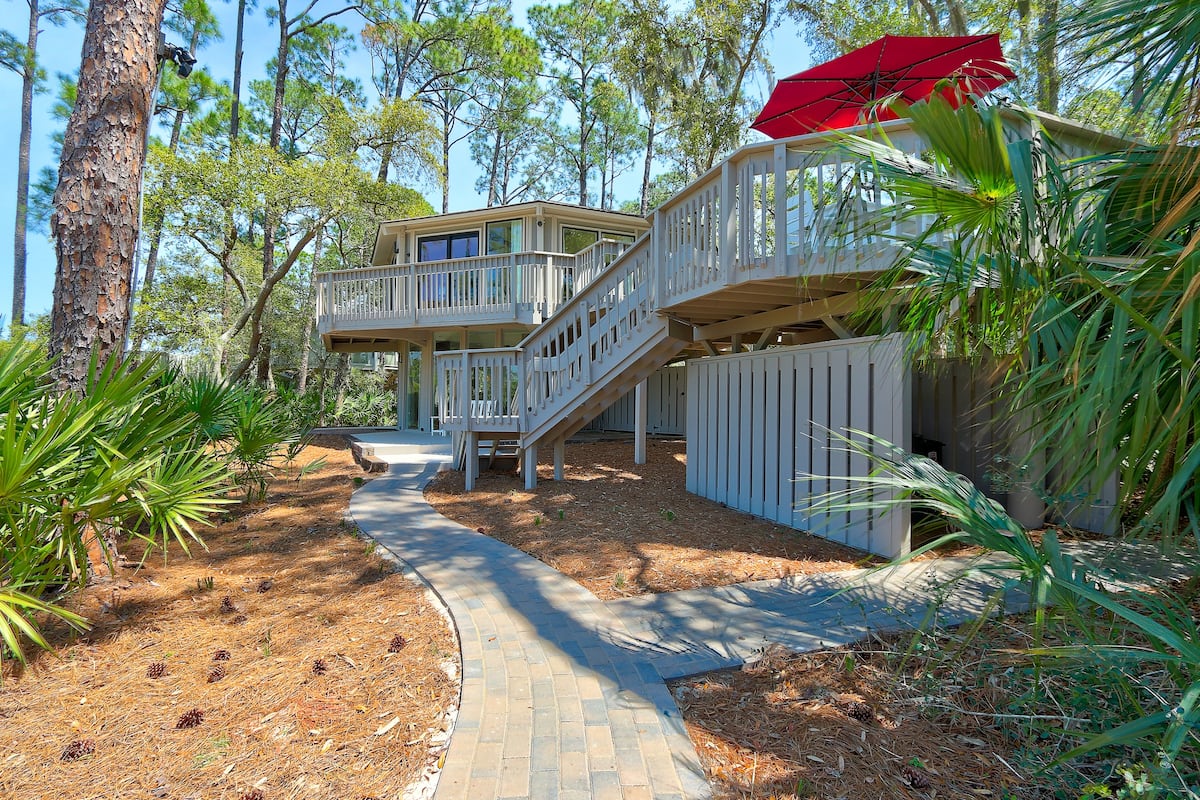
671;638;1031;799
424;438;878;601
0;436;459;800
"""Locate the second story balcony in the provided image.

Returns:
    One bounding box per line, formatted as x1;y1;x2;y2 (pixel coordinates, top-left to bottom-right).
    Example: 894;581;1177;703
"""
316;237;630;343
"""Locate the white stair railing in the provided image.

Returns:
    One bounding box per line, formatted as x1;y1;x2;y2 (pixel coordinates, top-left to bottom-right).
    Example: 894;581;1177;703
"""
436;120;937;442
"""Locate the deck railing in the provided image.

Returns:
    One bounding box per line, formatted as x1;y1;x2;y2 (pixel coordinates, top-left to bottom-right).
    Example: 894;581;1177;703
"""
433;121;930;441
427;113;1116;443
316;238;629;332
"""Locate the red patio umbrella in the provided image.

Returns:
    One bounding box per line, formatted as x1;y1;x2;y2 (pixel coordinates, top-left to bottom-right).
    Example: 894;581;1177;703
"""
752;34;1015;139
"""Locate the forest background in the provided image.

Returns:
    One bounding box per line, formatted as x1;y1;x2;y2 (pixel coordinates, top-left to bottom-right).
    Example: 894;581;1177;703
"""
0;0;1139;395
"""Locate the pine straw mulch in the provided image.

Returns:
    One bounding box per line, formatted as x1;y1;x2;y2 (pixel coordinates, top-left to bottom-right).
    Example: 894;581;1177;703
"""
0;436;459;800
424;438;878;601
671;633;1035;800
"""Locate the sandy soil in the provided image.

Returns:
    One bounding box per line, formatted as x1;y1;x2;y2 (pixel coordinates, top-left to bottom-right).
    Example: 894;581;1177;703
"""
424;438;880;601
0;436;459;800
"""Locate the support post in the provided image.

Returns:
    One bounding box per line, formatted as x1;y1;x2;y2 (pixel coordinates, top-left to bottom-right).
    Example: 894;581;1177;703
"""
464;432;478;491
523;444;538;490
553;438;565;481
634;379;648;465
419;336;434;433
395;346;407;430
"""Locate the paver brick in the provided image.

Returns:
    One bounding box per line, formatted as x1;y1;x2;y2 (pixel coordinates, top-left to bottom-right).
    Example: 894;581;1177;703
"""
349;453;1087;800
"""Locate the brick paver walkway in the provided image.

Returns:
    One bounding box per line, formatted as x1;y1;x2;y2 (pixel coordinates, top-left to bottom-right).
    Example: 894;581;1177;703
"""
350;459;711;800
349;446;1194;800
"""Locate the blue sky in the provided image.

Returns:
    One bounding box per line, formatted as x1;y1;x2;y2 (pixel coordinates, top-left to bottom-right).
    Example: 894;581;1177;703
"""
0;2;810;322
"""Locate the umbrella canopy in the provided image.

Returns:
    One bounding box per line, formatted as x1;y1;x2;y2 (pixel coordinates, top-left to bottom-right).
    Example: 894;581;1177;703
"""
752;34;1015;139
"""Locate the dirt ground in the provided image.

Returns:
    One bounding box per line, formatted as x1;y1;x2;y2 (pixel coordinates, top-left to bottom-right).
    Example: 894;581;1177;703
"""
0;436;459;800
424;438;877;601
671;636;1035;800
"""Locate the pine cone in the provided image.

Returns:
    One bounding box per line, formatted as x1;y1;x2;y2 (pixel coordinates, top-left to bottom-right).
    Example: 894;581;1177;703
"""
900;763;931;789
146;662;167;679
239;790;266;800
60;739;95;761
311;658;328;676
230;613;248;625
176;708;205;729
207;664;226;683
212;649;231;662
256;579;273;594
387;634;407;653
219;596;237;614
842;700;874;722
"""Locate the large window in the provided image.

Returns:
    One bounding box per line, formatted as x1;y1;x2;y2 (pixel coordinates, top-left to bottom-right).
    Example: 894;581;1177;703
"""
486;219;523;255
562;226;599;254
417;231;479;262
562;226;636;254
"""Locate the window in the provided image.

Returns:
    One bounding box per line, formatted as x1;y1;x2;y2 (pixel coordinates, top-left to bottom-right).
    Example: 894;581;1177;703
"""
486;219;523;255
417;231;479;262
604;231;636;244
562;226;599;254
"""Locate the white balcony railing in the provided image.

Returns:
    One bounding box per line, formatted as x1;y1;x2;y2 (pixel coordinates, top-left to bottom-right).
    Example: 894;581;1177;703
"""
316;239;630;333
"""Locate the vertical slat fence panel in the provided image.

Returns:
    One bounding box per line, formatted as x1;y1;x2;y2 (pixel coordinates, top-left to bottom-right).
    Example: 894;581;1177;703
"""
686;335;912;557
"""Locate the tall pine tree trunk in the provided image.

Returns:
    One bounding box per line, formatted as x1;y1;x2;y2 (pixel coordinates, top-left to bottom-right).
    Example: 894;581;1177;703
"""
441;105;451;213
11;0;39;329
230;0;247;144
253;0;291;385
1036;0;1060;114
639;110;656;217
49;0;167;392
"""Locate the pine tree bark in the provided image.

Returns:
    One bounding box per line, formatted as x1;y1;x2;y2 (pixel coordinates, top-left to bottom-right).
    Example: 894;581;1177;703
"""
230;0;247;144
49;0;167;393
639;110;656;217
11;0;39;329
1036;0;1060;114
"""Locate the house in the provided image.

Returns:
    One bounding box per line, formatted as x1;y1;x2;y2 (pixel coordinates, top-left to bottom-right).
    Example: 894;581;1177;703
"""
318;201;649;431
316;113;1126;559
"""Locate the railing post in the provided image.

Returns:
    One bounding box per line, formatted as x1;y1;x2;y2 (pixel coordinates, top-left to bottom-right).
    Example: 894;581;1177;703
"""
774;142;788;277
720;159;736;286
583;303;594;385
460;351;471;432
517;352;527;432
510;253;518;320
409;263;418;325
651;210;665;310
315;275;326;329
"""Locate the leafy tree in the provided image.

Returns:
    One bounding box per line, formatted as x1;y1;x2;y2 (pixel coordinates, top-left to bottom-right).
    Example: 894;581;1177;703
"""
528;0;621;205
664;0;775;179
134;0;226;351
0;0;85;328
788;0;1085;115
255;2;363;383
615;0;684;214
591;78;641;210
467;23;547;206
411;2;520;211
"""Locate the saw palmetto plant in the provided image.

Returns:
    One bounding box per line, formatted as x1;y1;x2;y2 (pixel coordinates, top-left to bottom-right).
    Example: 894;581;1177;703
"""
0;342;236;665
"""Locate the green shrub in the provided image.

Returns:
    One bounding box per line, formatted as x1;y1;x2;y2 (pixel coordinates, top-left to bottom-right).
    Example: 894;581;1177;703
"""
0;343;234;664
829;432;1200;795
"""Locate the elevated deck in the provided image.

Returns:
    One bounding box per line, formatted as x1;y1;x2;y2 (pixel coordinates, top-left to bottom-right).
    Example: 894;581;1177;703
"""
318;240;628;350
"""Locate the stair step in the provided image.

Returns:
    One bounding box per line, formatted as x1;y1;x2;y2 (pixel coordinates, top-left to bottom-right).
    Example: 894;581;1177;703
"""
360;454;390;474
